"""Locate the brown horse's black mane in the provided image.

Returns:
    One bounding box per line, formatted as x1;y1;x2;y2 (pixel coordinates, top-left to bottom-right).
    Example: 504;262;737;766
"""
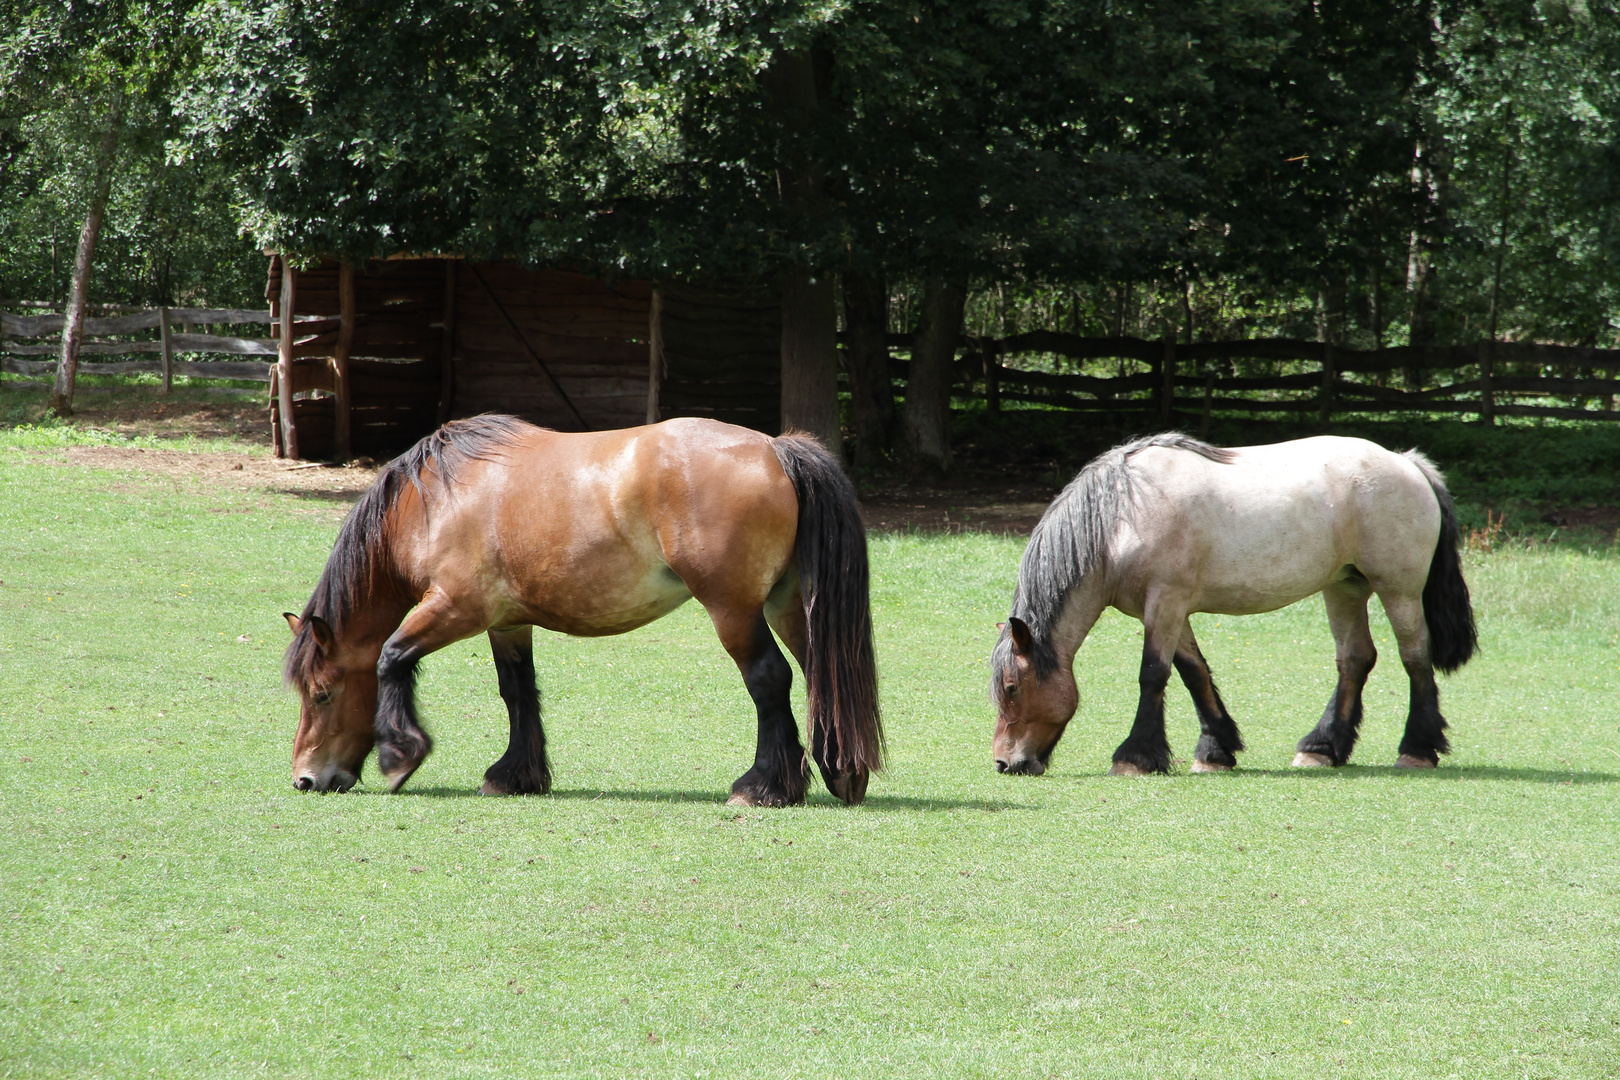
283;414;534;689
992;433;1237;690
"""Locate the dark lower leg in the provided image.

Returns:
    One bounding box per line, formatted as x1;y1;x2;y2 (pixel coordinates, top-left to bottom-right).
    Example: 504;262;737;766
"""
726;613;807;807
1397;661;1450;765
1114;646;1174;774
1174;636;1243;768
376;642;433;790
483;627;550;795
1295;653;1377;765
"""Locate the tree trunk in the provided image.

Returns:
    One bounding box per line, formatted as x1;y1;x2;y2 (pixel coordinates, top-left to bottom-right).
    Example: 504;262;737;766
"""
48;122;121;417
765;49;842;459
842;269;894;465
779;269;842;453
901;275;966;479
1405;136;1451;389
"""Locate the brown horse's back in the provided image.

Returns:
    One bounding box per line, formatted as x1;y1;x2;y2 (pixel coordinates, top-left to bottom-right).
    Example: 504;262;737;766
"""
394;418;798;637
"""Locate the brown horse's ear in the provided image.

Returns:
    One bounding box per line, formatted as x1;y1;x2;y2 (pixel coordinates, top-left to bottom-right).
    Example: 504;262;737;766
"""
283;612;302;635
1008;616;1035;656
306;615;335;654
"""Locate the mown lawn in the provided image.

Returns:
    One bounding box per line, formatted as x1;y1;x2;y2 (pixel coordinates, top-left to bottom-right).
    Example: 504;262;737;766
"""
2;424;1618;1079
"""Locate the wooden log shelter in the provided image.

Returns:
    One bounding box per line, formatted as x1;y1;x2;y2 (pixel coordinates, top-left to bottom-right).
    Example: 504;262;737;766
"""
267;255;781;460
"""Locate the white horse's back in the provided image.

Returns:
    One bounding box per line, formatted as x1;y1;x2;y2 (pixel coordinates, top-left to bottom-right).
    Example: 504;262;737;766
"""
1115;436;1441;617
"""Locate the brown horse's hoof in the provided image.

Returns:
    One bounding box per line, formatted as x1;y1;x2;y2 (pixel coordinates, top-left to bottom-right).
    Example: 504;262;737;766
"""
725;790;800;808
1291;752;1335;768
381;762;423;793
1108;761;1150;776
1394;754;1437;769
818;766;869;806
1190;759;1233;773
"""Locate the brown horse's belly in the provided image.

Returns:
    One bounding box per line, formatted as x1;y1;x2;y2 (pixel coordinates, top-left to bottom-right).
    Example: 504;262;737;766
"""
513;562;694;638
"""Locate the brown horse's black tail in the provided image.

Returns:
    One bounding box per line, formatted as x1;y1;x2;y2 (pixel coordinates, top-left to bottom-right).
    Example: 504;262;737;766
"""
1405;450;1478;674
771;433;884;780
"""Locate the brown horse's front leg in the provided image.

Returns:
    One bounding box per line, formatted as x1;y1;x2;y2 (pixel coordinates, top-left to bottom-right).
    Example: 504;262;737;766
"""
712;608;807;807
375;586;484;793
481;626;550;795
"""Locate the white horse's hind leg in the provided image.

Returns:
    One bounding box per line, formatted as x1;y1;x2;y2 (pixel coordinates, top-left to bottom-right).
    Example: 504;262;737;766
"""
1293;579;1378;767
1172;621;1244;771
1379;591;1450;768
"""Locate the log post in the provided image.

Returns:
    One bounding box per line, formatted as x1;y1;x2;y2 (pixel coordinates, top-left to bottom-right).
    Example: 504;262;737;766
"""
986;342;1000;414
1200;360;1215;438
1319;339;1335;428
334;261;355;460
646;282;664;425
158;305;173;395
1479;340;1496;426
276;258;299;460
436;260;456;428
1159;331;1176;427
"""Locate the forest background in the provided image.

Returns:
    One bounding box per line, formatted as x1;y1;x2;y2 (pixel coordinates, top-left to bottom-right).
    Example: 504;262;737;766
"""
3;0;1619;467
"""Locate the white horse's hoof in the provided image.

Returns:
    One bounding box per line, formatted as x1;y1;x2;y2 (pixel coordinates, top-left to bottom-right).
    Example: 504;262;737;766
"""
1291;752;1335;768
1108;761;1150;776
1190;759;1232;773
1394;754;1436;769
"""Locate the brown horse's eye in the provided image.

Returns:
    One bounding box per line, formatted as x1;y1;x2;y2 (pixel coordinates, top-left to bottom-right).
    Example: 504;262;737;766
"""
311;690;333;707
1004;683;1018;698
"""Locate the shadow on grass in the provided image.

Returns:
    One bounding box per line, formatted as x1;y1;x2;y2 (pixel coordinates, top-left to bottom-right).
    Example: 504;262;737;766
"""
1203;764;1618;785
393;785;1033;811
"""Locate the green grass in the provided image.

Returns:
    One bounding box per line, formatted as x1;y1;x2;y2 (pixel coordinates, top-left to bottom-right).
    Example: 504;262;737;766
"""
2;435;1619;1078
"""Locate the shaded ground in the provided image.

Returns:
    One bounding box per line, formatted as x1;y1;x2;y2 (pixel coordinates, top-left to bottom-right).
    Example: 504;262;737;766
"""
4;382;1616;543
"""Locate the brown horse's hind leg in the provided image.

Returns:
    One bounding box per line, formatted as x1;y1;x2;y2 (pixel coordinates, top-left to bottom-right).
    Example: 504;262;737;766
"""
375;586;485;793
1174;621;1244;772
480;626;551;796
711;606;807;808
1294;579;1378;767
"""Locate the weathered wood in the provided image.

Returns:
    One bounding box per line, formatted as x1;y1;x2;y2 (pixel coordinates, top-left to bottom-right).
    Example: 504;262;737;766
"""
2;357;273;381
159;306;173;394
1159;333;1176;427
437;260;456;427
334;262;355;461
647;283;663;424
466;262;588;431
277;261;299;459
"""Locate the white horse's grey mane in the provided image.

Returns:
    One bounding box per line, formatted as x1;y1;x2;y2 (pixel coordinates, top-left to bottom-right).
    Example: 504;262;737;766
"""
992;433;1236;685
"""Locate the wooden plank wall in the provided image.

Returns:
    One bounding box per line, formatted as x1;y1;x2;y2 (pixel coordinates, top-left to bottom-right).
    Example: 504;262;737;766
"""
659;280;781;432
268;256;443;459
267;255;784;460
452;263;651;431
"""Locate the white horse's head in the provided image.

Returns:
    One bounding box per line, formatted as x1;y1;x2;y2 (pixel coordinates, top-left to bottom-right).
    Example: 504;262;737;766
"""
991;617;1078;775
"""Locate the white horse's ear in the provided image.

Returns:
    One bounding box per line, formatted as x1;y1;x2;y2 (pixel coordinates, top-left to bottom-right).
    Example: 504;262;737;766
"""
1008;617;1034;655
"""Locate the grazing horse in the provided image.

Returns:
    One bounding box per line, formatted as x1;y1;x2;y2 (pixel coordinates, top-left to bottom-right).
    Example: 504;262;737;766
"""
283;415;882;806
991;434;1476;776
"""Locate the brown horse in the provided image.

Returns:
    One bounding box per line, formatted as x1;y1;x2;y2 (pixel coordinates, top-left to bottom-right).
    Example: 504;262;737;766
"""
283;415;882;806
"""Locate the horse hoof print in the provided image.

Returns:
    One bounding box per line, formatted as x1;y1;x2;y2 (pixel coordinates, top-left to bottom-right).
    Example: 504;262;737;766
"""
1291;752;1335;768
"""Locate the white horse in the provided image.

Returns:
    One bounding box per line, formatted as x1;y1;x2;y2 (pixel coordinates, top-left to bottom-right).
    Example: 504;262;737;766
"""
991;434;1476;775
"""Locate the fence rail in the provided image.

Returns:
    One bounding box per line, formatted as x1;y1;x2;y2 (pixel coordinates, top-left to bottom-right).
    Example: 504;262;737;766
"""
2;305;279;387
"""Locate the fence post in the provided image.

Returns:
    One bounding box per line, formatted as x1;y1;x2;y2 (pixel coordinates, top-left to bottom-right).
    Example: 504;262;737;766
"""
276;258;299;460
334;261;355;460
1318;339;1334;428
646;281;663;425
986;341;1000;413
158;306;173;395
1200;360;1215;438
1479;340;1496;426
1160;332;1175;427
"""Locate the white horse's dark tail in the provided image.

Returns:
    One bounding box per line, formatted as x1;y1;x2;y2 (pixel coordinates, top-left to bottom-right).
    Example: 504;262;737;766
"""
1404;450;1478;674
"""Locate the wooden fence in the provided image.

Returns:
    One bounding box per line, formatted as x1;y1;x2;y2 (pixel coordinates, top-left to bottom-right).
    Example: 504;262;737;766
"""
932;333;1620;425
1;307;277;389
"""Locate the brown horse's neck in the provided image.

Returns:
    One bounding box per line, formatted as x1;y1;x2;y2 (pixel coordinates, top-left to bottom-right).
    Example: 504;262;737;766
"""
1048;573;1108;674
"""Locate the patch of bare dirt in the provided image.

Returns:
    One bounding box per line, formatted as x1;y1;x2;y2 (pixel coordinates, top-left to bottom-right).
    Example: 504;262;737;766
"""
858;485;1058;534
58;445;382;499
61;392;267;443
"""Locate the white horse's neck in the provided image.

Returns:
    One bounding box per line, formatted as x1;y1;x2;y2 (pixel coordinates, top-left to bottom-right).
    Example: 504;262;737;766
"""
1045;572;1109;674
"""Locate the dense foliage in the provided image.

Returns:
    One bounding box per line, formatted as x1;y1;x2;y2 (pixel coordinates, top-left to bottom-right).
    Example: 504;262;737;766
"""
2;0;1617;345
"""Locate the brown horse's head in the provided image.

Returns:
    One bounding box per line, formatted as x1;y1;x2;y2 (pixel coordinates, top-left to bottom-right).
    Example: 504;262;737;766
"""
284;613;377;792
991;617;1078;776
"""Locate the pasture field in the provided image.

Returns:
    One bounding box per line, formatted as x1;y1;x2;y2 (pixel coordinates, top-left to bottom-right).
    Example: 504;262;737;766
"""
2;419;1618;1078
